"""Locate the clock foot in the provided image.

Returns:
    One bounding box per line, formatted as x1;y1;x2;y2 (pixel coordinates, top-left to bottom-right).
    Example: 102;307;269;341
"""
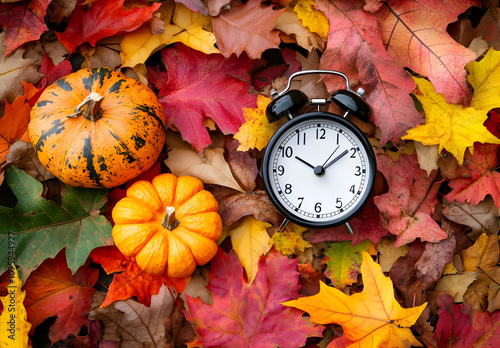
277;218;290;233
344;222;354;235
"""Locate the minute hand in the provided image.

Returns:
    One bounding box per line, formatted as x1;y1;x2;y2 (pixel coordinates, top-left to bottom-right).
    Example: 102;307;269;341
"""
324;149;349;169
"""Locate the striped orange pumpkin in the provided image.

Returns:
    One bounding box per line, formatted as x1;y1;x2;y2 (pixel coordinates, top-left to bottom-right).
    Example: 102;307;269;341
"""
28;67;166;188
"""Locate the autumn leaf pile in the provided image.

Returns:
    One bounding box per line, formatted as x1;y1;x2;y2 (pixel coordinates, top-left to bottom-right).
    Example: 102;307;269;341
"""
2;0;500;346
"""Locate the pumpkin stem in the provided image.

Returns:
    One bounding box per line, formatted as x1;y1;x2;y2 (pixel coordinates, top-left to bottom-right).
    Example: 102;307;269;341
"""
68;92;105;122
162;206;179;231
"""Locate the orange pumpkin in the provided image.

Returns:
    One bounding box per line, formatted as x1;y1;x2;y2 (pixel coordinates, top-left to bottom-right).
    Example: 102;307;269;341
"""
28;67;165;188
111;173;222;278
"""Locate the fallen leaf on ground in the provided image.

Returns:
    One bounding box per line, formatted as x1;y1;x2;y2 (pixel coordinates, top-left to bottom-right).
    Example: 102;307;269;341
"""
284;251;427;347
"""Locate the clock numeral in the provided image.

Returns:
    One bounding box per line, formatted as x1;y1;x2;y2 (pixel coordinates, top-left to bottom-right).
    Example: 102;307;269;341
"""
349;185;355;194
336;198;342;209
350;147;357;158
285;184;292;194
297;131;306;145
277;165;285;176
354;166;361;176
297;197;304;209
282;146;293;158
314;202;322;213
316;128;326;140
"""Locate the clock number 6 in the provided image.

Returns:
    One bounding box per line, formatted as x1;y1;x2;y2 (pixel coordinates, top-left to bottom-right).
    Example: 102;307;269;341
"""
315;202;322;213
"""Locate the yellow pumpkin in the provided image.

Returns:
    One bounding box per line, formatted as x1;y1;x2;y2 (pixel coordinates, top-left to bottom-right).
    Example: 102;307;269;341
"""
111;173;222;278
28;67;165;188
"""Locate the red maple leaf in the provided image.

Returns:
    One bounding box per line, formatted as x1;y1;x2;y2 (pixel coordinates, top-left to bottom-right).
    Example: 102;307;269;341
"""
151;43;260;152
36;54;73;89
374;152;448;246
0;0;51;55
434;294;500;347
316;0;422;146
56;0;160;52
308;198;390;245
184;248;324;347
90;246;188;307
23;250;98;343
446;143;500;209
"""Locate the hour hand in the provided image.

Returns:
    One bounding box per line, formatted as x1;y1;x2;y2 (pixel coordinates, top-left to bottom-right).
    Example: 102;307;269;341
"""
295;156;315;169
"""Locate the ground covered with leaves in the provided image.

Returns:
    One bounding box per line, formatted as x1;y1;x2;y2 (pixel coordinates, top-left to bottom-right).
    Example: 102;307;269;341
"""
1;0;500;347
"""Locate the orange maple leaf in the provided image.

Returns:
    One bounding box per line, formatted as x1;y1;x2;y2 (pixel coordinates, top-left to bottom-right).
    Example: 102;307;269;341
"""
0;82;39;162
283;251;427;347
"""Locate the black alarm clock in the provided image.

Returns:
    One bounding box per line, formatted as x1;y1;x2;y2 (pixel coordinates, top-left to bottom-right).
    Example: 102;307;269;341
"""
262;70;376;234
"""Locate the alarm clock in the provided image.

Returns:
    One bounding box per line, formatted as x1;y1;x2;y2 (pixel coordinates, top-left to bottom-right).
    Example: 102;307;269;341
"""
262;70;376;234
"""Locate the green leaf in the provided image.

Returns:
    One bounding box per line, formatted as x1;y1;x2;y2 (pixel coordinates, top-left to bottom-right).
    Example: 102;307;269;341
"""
322;239;376;289
0;167;113;281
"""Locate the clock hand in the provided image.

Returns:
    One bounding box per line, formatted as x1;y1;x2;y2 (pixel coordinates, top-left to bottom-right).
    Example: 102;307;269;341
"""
322;145;340;167
295;156;315;169
324;149;349;169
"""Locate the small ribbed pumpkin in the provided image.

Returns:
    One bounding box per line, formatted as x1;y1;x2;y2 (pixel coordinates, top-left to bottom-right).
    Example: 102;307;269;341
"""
111;173;222;278
28;67;165;188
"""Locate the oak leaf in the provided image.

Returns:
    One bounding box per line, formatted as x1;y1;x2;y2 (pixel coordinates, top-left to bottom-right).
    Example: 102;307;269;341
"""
0;0;50;55
321;240;376;289
0;82;38;163
184;249;324;347
374;152;447;246
89;246;188;308
284;251;427;347
89;284;177;347
378;0;479;104
120;2;218;68
227;216;272;283
316;0;422;146
0;266;31;347
152;43;260;152
403;76;500;165
56;0;160;52
212;0;290;59
23;250;98;343
234;95;285;152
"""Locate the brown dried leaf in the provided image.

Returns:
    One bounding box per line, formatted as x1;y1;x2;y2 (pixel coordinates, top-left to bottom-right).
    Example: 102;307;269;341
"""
0;33;43;104
206;185;283;227
415;234;456;290
443;197;500;240
165;131;245;192
224;137;258;192
5;140;55;182
89;285;176;347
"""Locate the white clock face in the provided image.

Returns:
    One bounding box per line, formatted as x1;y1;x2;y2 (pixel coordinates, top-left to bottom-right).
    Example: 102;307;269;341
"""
264;113;375;227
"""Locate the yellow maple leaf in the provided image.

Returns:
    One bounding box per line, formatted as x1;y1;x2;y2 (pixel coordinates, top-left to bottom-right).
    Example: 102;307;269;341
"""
467;47;500;112
294;0;329;38
121;2;218;68
228;216;272;283
0;266;31;348
271;223;312;256
402;76;500;165
283;251;426;347
234;95;285;151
